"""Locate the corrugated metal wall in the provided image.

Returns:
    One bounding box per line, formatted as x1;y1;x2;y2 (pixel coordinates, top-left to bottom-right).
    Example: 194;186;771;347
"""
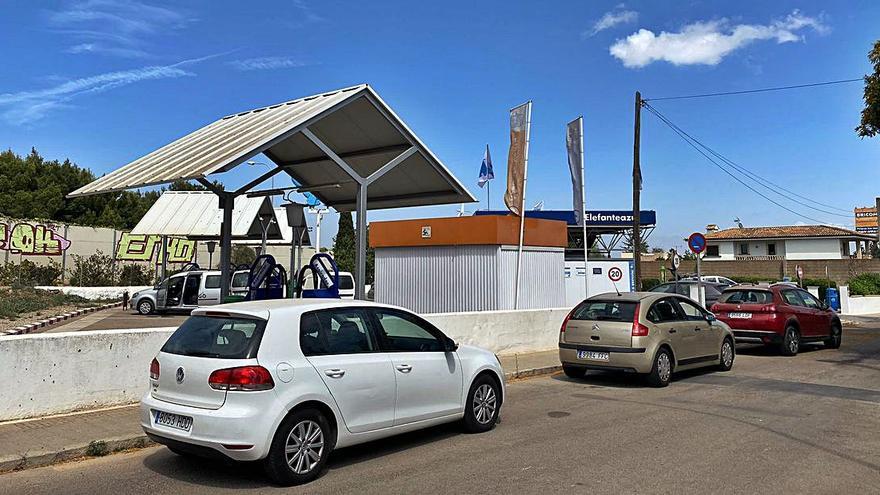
375;245;565;313
499;246;566;310
375;245;500;313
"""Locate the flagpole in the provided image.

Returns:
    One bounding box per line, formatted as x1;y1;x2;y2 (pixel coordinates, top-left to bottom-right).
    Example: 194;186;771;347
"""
514;101;532;310
578;116;588;301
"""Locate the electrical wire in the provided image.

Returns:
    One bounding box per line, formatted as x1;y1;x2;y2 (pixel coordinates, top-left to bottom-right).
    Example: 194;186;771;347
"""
641;102;835;225
643;102;851;217
643;78;863;102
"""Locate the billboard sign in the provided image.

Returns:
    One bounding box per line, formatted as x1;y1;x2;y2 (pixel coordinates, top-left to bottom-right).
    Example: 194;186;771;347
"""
855;206;877;234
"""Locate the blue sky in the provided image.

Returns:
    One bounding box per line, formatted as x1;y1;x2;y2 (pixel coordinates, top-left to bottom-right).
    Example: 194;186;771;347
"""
1;1;878;251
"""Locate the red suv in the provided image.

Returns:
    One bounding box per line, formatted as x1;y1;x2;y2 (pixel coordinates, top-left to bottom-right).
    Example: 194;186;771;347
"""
712;284;842;356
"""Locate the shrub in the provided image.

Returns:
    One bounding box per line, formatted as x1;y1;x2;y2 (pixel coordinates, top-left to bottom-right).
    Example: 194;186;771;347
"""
118;264;154;286
641;278;662;289
0;259;62;286
0;288;93;320
802;278;837;301
847;273;880;296
68;251;119;287
231;245;256;268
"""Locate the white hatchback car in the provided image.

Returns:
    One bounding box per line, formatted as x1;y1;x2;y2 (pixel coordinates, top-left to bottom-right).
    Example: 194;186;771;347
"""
141;299;504;486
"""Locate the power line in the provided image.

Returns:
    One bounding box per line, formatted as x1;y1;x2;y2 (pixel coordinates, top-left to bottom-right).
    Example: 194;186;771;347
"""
641;103;835;225
644;78;863;102
642;102;851;217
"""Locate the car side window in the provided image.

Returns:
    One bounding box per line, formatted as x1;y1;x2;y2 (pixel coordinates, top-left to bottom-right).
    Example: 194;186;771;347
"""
676;299;706;321
781;290;805;307
205;275;221;289
372;309;445;352
299;308;376;356
799;291;821;309
647;299;680;323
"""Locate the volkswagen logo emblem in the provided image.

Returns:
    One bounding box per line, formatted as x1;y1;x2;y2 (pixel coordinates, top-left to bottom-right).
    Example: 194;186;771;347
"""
176;367;185;384
592;323;600;332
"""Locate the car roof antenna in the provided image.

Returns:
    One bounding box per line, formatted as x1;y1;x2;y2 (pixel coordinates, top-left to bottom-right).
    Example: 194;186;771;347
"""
611;279;621;297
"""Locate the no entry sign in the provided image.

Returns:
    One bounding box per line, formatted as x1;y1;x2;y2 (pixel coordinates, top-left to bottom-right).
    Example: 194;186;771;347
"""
608;266;623;282
688;232;707;255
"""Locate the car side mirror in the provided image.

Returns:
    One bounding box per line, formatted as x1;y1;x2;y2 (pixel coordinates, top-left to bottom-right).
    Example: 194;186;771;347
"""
444;337;459;352
706;313;717;324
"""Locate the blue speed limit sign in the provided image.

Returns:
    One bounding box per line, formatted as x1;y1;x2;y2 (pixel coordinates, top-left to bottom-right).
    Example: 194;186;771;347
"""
688;232;707;255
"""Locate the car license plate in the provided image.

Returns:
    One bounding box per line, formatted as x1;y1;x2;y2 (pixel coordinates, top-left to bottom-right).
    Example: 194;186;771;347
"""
577;350;610;362
153;410;193;432
728;312;752;319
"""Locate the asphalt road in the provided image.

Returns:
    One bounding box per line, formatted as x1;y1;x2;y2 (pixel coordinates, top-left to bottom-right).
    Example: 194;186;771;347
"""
3;326;880;495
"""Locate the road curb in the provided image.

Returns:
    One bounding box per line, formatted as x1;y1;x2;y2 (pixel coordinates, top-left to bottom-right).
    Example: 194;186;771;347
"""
505;365;561;380
0;434;153;474
2;302;122;336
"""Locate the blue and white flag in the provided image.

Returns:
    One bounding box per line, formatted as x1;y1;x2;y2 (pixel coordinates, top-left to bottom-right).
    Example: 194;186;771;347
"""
477;144;494;188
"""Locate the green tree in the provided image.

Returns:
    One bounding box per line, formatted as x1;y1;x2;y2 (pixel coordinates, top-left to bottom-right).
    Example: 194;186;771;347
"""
857;40;880;138
230;245;256;267
332;212;356;274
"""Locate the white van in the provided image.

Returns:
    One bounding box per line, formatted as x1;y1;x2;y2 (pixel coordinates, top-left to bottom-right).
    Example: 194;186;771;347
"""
131;270;223;315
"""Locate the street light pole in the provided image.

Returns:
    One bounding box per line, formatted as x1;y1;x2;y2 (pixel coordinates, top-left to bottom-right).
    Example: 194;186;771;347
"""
247;161;275;206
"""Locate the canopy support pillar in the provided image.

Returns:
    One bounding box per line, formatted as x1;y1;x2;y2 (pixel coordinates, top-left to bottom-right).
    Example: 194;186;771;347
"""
218;192;234;300
356;183;368;300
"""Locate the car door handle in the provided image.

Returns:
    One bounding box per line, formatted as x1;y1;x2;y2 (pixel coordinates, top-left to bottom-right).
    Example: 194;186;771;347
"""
395;364;412;373
324;369;345;378
669;329;677;334
694;327;702;331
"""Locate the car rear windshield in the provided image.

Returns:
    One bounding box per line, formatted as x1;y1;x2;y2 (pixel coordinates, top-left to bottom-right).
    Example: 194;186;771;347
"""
572;301;638;322
338;275;354;290
719;290;773;304
161;315;266;359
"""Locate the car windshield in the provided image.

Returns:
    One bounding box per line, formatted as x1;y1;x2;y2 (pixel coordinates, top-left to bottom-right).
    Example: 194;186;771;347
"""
720;290;773;304
161;315;266;359
571;301;638;322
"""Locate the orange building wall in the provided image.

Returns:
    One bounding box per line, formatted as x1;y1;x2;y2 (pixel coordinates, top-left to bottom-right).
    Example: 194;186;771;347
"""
369;216;567;249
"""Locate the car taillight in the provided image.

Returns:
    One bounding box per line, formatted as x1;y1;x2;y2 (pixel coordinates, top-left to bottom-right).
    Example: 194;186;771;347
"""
208;366;274;391
560;306;577;333
631;303;649;337
150;358;160;380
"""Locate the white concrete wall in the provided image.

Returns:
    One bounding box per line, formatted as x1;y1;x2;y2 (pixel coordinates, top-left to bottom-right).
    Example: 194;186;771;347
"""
0;308;569;421
784;238;842;260
425;307;568;356
34;285;153;300
842;295;880;315
0;328;176;421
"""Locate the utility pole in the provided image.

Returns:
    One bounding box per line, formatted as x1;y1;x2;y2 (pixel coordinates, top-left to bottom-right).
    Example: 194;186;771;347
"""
632;91;642;291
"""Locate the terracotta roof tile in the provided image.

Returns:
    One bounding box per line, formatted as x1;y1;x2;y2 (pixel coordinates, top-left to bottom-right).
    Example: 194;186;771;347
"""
705;225;870;240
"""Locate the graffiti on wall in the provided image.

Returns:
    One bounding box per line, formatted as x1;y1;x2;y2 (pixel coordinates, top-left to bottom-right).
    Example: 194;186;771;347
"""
0;222;72;255
116;233;196;263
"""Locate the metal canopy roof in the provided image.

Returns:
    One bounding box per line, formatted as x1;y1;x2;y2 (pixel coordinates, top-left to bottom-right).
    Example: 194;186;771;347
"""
68;84;476;210
131;191;283;240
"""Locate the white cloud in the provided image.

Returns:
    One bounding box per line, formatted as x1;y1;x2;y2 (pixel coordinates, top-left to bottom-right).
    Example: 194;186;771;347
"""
609;10;827;68
0;54;222;125
227;56;307;71
585;8;638;37
47;0;193;58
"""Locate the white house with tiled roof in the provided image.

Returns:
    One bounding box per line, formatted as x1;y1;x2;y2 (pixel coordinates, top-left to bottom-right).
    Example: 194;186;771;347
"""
703;225;875;261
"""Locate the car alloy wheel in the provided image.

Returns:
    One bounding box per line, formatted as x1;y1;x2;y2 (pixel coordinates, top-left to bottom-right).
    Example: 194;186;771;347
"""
720;339;734;370
285;420;324;475
787;330;799;355
657;352;671;383
472;383;497;425
138;300;153;315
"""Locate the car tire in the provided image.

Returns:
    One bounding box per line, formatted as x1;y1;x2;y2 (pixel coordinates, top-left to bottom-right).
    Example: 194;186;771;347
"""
780;326;800;356
647;348;673;388
137;299;154;315
463;374;501;433
263;408;332;486
562;364;586;379
825;322;842;349
718;338;735;371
